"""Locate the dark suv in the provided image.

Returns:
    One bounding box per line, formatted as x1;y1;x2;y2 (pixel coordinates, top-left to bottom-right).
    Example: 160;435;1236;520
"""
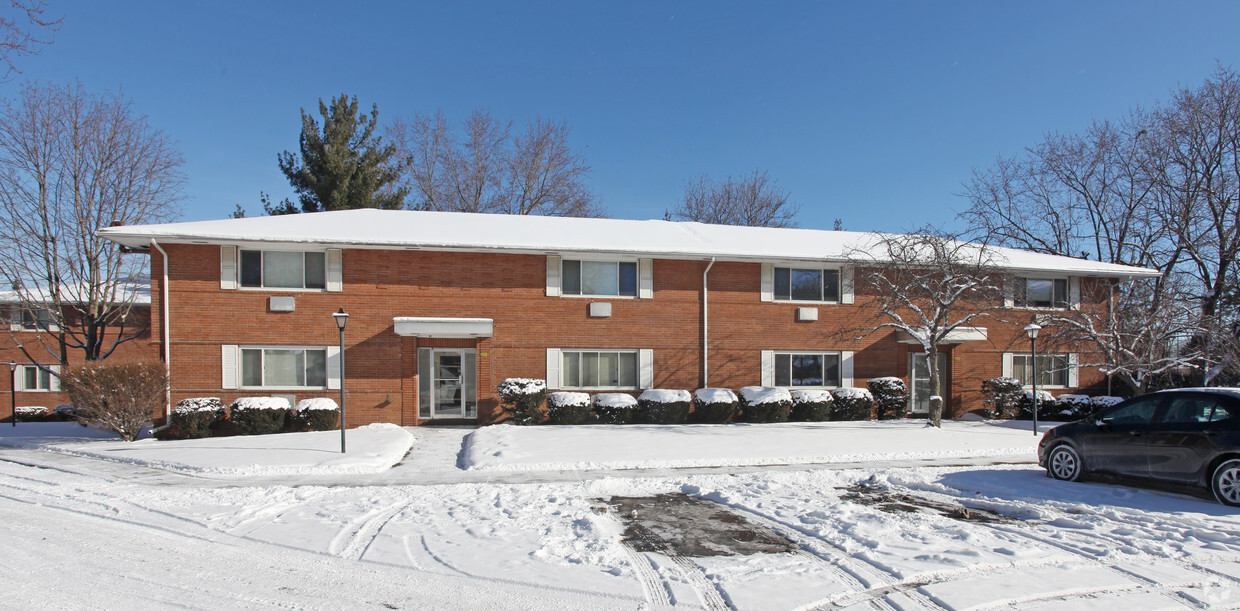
1037;388;1240;506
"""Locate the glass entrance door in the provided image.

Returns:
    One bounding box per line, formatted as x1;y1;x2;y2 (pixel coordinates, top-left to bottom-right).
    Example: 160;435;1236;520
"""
909;352;948;415
418;348;477;419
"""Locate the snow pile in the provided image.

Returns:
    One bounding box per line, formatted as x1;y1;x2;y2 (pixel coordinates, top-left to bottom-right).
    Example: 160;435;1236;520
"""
173;397;222;414
497;378;546;396
832;387;873;400
15;406;49;417
294;398;338;411
790;389;832;403
593;393;636;408
547;392;590;408
230;397;290;411
695;388;737;404
739;386;792;405
638;389;691;403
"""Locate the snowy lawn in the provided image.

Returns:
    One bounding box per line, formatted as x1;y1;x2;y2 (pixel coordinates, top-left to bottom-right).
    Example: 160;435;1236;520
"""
463;419;1045;471
0;422;413;477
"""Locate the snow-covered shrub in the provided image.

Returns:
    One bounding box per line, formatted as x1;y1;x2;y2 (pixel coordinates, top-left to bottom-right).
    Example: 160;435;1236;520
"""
737;386;792;423
981;377;1023;419
830;387;874;421
229;397;291;436
61;361;166;442
13;406;48;421
789;389;833;422
594;393;638;424
1016;389;1056;420
497;378;547;426
170;397;224;439
692;388;738;423
1091;396;1124;410
53;404;77;421
294;398;339;431
867;377;908;420
546;392;591;425
1054;394;1092;421
636;389;691;424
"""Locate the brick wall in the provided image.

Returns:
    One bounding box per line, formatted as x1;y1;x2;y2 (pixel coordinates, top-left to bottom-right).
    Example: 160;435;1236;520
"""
152;244;1114;426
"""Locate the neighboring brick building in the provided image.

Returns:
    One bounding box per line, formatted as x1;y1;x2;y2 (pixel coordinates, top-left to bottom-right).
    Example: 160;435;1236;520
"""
3;283;155;421
97;209;1159;426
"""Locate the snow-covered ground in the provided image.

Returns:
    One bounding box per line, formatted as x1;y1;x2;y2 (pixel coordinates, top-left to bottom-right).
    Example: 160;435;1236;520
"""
1;420;1238;610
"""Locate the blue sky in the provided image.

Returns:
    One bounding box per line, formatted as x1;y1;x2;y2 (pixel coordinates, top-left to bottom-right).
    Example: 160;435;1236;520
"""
14;1;1240;232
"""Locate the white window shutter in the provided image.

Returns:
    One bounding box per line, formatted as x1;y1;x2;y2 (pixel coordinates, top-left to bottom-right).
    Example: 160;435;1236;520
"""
1003;279;1015;307
639;349;654;388
222;345;239;389
326;249;343;292
840;351;854;387
1002;353;1014;379
760;264;774;302
1069;277;1081;310
638;259;654;299
9;306;19;332
1068;353;1079;387
840;266;855;304
545;256;561;297
12;366;23;392
220;246;238;290
545;348;561;388
48;365;60;391
326;345;341;390
760;350;774;386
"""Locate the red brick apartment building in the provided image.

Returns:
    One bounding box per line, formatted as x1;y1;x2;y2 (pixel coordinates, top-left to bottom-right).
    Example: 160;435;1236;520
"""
95;209;1159;427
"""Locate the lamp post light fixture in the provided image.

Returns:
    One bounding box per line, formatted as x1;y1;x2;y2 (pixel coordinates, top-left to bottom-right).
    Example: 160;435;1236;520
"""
8;362;15;428
1024;321;1042;437
333;309;349;453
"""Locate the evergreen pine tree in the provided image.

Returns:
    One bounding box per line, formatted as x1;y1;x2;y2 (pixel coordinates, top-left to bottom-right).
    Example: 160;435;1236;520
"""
276;94;407;213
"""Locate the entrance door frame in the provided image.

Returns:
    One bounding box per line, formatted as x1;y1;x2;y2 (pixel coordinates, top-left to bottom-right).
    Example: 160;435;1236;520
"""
908;351;949;416
418;346;477;420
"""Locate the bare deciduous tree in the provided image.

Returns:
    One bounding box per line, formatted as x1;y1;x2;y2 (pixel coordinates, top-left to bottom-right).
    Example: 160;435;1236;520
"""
846;229;1007;427
0;82;183;373
668;169;799;228
1;1;61;81
389;109;602;217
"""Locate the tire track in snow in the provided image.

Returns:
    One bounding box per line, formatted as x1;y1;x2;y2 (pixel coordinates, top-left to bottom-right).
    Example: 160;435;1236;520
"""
329;499;411;561
621;547;673;607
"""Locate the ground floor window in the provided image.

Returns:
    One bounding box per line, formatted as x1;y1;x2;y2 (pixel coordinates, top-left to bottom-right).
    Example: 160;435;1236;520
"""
774;352;841;387
241;347;327;388
562;350;638;389
18;365;58;391
1011;354;1070;387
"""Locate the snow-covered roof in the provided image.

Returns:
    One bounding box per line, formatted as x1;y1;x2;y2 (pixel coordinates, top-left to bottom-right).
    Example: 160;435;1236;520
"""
97;209;1160;279
0;277;151;306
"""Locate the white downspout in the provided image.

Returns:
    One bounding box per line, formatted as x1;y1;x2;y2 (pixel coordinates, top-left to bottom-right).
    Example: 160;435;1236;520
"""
702;258;716;388
150;239;171;420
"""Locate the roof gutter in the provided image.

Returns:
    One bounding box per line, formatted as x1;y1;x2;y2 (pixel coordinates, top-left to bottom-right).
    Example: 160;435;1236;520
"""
702;258;716;388
150;239;172;420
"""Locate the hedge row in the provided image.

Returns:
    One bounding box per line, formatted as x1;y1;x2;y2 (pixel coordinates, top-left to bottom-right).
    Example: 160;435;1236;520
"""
496;378;912;426
159;396;340;440
979;377;1123;421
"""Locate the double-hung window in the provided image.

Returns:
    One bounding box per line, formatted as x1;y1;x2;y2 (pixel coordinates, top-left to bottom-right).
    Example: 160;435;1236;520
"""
14;364;58;391
240;250;326;289
21;309;55;331
774;352;841;387
774;267;840;302
1011;354;1069;387
562;260;637;297
241;347;328;388
561;350;638;388
1014;278;1068;308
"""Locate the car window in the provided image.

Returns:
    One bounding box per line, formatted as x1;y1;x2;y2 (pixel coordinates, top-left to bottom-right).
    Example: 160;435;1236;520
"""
1159;397;1218;424
1100;395;1161;425
1206;402;1236;424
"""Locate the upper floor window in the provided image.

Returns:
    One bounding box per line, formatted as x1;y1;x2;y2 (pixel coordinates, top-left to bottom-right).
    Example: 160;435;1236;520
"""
241;347;327;388
1012;353;1069;387
1014;278;1067;309
561;349;638;388
21;308;54;331
775;267;840;302
240;250;326;289
775;351;841;387
562;260;637;297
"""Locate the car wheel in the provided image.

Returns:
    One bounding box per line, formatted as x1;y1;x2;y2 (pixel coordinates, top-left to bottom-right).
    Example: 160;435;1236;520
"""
1212;459;1240;507
1047;445;1082;482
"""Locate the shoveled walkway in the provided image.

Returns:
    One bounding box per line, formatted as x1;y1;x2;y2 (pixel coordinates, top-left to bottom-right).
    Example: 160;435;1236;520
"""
0;424;1037;489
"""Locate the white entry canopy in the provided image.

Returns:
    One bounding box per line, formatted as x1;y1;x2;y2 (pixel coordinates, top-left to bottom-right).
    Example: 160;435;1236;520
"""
393;317;493;338
895;326;988;345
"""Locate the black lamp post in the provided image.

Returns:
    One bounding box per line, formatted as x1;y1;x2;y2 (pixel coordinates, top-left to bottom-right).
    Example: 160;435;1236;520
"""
1024;321;1042;436
8;361;15;427
333;309;349;453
